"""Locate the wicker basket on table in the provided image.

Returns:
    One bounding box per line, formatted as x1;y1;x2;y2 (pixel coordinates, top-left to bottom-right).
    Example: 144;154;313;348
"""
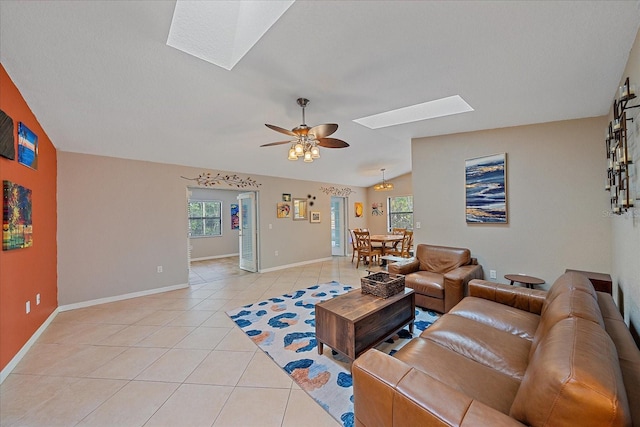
361;272;405;298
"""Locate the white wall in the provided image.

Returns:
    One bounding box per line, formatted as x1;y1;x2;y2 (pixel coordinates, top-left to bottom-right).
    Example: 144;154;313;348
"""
57;152;367;305
411;117;611;290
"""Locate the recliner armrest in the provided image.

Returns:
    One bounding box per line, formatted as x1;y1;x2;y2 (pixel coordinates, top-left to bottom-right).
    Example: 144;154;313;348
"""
442;264;484;313
352;349;525;427
468;279;547;314
388;259;420;275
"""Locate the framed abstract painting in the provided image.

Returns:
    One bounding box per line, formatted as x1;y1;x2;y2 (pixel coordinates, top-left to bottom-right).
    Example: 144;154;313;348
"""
230;204;239;230
18;122;38;170
3;180;33;250
465;153;507;224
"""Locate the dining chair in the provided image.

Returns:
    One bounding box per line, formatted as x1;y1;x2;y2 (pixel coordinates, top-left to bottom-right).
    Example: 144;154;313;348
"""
349;229;359;263
386;230;413;258
353;230;382;268
391;227;406;250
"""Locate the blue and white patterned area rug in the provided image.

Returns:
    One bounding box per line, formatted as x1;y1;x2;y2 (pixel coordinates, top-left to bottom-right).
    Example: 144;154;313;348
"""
225;281;439;427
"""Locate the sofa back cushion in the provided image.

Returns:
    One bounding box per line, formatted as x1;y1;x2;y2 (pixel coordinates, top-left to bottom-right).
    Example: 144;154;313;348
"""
511;317;631;427
416;244;471;274
545;271;598;305
529;288;605;359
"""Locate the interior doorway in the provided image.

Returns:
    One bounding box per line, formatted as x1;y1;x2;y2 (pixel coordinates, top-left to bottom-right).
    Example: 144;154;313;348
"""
238;192;259;272
331;197;347;256
186;187;257;284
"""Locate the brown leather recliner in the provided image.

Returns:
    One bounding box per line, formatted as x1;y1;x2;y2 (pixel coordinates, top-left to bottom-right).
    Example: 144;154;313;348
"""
388;244;483;313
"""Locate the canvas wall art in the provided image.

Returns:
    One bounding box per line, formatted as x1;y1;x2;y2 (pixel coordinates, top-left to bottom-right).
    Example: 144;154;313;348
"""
465;153;507;223
18;122;38;169
0;110;15;160
231;204;239;230
3;180;33;250
354;202;363;217
277;202;291;218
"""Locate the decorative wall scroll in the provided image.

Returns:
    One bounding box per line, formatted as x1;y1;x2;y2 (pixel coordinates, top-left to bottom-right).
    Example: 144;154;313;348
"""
320;186;355;196
181;172;261;188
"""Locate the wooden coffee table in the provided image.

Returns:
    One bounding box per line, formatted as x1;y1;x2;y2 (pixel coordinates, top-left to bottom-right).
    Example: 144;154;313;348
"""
315;288;415;362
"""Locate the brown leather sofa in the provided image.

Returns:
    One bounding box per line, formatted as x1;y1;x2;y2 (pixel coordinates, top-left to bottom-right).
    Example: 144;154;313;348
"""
388;244;483;313
352;272;640;427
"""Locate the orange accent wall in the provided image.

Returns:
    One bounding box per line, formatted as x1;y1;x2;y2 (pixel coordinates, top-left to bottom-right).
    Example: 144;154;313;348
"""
0;64;57;372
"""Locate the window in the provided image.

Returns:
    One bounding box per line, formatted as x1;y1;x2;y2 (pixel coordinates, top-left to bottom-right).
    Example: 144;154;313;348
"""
387;196;413;231
188;200;222;237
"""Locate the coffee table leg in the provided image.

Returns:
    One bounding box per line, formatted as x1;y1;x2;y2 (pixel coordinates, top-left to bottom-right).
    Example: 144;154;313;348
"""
317;341;324;355
409;321;414;334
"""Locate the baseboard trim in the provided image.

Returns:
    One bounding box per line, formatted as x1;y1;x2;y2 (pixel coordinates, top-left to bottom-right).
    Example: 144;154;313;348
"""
58;283;189;312
190;253;239;262
259;257;334;273
0;308;59;384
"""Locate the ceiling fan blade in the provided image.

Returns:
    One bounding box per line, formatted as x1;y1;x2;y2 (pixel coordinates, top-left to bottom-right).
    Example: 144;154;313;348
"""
317;138;349;148
260;140;293;147
265;124;296;137
309;123;338;139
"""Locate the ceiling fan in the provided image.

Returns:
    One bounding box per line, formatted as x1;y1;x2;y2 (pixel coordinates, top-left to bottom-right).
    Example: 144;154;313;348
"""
261;98;349;162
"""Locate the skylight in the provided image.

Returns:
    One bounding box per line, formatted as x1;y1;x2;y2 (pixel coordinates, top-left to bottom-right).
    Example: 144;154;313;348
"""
167;0;295;71
353;95;474;129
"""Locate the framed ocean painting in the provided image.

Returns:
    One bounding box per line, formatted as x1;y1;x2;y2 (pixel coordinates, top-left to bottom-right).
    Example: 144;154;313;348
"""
465;153;507;224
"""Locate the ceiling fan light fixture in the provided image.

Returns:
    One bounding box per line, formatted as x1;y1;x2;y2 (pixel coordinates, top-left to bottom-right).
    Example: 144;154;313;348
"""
303;151;313;162
262;97;349;163
311;145;320;158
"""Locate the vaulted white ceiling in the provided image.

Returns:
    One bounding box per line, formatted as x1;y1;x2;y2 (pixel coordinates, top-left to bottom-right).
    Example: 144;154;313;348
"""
1;1;638;187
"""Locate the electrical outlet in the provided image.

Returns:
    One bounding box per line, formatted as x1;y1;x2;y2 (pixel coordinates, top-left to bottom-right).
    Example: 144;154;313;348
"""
269;223;273;230
36;293;41;305
26;301;30;314
157;266;163;273
275;250;279;256
490;270;497;279
415;222;421;229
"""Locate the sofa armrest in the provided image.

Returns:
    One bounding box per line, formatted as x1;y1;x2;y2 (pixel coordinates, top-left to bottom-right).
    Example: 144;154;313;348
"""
352;349;525;427
468;279;547;314
388;259;420;275
442;264;484;313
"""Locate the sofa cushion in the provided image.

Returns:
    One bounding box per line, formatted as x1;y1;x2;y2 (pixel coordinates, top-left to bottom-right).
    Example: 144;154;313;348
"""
511;317;631;427
405;271;444;299
545;271;597;305
420;314;531;380
394;337;521;415
449;296;540;341
417;244;470;274
529;288;605;360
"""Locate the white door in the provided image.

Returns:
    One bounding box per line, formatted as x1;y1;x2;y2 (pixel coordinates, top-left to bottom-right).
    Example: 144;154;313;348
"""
238;192;257;272
331;197;347;256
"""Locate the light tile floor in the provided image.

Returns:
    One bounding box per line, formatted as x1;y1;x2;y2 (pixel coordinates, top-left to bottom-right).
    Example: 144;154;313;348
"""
1;256;382;427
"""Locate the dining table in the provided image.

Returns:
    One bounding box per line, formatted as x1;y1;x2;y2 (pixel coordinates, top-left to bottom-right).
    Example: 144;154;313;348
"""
369;234;404;264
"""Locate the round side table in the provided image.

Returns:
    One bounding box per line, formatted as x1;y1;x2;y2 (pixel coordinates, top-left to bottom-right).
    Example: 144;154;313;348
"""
504;274;545;289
